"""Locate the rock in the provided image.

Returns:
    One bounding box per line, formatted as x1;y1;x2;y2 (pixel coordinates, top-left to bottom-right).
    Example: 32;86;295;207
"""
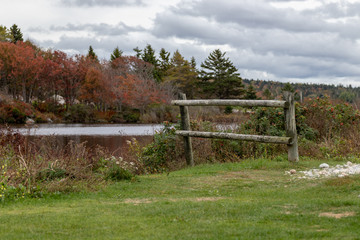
26;118;35;125
319;163;329;169
47;118;53;123
289;169;296;174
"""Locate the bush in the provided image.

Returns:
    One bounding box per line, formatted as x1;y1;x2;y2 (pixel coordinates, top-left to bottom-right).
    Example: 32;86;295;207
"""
33;100;65;115
122;109;140;123
140;122;177;173
37;167;68;181
105;166;133;181
64;104;95;123
0;101;36;124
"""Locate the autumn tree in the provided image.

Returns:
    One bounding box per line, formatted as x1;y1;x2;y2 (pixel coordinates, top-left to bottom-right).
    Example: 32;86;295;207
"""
40;51;91;109
200;49;244;99
10;24;23;43
109;56;170;112
0;42;16;91
8;41;43;102
79;67;102;104
37;50;62;101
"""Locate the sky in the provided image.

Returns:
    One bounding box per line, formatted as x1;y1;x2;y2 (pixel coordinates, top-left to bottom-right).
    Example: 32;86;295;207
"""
1;0;360;86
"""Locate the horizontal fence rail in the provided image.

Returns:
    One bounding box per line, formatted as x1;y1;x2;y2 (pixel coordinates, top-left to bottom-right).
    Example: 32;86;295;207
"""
176;130;291;145
172;99;287;108
172;92;299;166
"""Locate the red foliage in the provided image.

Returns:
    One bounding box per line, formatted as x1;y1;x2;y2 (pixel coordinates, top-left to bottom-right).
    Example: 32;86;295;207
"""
0;42;171;112
108;56;170;110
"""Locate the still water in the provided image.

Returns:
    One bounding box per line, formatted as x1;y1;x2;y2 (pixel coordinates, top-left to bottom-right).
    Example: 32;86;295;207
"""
12;124;162;155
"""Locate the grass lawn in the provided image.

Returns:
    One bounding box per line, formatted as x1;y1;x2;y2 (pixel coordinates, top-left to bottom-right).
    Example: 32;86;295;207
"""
1;158;360;239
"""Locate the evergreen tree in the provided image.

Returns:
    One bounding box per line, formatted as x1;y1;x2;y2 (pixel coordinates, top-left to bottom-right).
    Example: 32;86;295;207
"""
141;44;161;82
245;83;257;99
164;50;198;98
87;45;98;61
110;46;123;62
200;49;244;99
142;44;158;66
263;88;273;100
10;24;23;43
190;56;197;69
133;46;142;58
159;48;171;74
282;82;294;93
0;25;12;42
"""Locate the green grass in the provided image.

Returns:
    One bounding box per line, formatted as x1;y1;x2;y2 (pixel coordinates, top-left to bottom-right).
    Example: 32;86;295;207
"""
1;157;360;239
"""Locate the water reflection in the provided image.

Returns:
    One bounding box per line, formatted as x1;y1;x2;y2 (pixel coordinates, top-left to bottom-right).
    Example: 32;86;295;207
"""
13;123;163;136
12;124;160;156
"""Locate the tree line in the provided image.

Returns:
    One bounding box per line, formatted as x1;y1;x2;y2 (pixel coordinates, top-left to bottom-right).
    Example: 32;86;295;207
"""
0;24;258;114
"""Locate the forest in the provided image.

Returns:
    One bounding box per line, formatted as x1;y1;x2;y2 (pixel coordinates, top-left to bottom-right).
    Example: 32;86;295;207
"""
0;24;251;124
1;24;359;124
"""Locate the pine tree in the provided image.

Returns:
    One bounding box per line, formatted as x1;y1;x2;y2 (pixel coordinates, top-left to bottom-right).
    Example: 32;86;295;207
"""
110;46;123;62
190;56;197;69
200;49;244;99
0;25;12;42
133;46;142;58
245;83;257;99
164;50;198;98
159;48;171;73
263;88;273;100
10;24;23;43
87;45;98;61
141;44;161;82
142;44;158;66
282;82;294;93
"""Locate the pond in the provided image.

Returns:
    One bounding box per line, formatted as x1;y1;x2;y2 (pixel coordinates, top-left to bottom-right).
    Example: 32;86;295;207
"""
12;124;163;156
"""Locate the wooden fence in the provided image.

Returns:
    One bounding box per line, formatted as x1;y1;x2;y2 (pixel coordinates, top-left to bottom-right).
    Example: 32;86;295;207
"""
171;92;299;166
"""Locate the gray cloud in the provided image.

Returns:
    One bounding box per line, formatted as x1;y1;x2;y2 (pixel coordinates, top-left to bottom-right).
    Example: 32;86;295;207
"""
18;0;360;86
150;0;360;83
59;0;143;7
49;23;145;36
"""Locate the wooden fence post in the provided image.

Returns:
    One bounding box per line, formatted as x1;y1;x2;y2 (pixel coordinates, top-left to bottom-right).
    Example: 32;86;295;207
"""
179;93;194;166
284;91;299;162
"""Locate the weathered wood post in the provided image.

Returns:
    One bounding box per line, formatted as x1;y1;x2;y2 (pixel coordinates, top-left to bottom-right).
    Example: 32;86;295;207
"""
179;93;194;166
284;91;299;162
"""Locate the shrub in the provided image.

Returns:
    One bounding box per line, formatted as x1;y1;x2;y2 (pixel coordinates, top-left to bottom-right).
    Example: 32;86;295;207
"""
37;167;68;181
224;106;233;114
105;166;133;181
34;100;65;116
64;104;95;123
122;109;140;123
140;122;177;173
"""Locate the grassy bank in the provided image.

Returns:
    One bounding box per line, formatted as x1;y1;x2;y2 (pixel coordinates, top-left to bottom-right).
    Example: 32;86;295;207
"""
1;158;359;239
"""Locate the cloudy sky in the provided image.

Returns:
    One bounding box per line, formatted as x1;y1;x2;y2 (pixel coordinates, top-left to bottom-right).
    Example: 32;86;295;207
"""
2;0;360;86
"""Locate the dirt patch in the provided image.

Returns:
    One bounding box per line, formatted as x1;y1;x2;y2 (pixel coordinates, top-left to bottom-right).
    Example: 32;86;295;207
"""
191;197;226;202
123;198;154;205
122;197;226;205
318;212;356;219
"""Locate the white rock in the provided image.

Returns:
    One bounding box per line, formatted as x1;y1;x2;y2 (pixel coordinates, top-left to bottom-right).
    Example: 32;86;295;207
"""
319;163;330;169
26;118;35;125
289;169;296;174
